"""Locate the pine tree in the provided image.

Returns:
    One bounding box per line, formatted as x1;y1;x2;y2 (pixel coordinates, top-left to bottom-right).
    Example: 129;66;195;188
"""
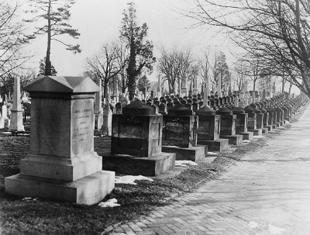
26;0;81;75
120;2;156;101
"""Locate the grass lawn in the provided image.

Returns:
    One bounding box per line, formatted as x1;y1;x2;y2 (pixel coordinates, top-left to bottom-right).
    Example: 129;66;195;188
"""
0;133;269;235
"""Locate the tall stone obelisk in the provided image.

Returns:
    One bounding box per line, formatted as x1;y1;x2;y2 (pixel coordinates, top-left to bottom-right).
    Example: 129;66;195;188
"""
9;76;24;131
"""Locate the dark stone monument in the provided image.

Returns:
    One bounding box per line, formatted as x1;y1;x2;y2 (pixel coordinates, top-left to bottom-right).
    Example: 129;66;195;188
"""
216;107;243;145
162;104;207;162
196;106;229;152
245;105;262;136
102;99;175;176
232;106;253;141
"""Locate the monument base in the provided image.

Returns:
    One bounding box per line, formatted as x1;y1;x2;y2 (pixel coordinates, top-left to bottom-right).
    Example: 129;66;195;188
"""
5;170;115;205
162;145;207;162
102;152;175;176
266;125;273;131
262;128;269;134
248;129;263;136
237;131;253;141
220;134;243;145
20;152;103;182
197;139;229;152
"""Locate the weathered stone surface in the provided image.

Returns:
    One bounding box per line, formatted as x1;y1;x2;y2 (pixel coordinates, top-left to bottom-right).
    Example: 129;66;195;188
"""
5;76;114;205
197;115;220;141
235;113;248;133
219;114;236;136
111;115;162;158
162;115;197;148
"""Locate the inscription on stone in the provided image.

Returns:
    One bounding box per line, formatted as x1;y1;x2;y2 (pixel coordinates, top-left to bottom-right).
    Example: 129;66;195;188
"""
165;122;184;141
72;99;93;155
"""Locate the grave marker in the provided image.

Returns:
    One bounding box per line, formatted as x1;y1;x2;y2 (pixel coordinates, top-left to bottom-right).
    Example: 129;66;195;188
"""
5;76;115;205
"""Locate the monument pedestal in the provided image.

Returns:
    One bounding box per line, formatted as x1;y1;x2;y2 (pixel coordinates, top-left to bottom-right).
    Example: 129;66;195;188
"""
198;139;228;152
237;131;253;141
102;153;175;176
220;134;243;145
162;145;207;162
5;76;115;205
248;129;263;136
5;171;114;205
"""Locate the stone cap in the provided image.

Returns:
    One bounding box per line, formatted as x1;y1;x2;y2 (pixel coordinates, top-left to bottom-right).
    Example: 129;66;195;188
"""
167;104;193;116
244;105;254;114
122;99;155;116
232;106;245;114
216;107;233;115
24;76;99;93
196;106;216;116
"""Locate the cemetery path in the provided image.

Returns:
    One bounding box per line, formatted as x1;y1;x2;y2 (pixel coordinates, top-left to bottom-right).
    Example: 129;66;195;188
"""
109;105;310;235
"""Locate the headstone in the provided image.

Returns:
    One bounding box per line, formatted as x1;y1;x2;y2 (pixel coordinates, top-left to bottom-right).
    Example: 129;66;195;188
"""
245;105;262;136
162;104;207;161
5;76;115;205
232;107;253;140
101;104;112;136
102;99;175;176
158;103;167;115
9;76;25;131
196;106;229;152
216;108;243;145
1;104;9;128
94;78;103;131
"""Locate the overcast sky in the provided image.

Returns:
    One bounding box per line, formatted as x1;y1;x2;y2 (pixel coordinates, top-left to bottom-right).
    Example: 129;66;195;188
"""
23;0;239;81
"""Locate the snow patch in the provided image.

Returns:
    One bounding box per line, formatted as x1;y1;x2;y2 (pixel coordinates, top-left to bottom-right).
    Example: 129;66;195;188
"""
22;197;38;201
248;221;259;229
268;224;286;235
98;198;120;208
115;175;153;185
207;152;218;156
175;160;198;167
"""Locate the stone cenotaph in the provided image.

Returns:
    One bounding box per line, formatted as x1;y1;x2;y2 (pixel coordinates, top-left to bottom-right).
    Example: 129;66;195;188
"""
5;76;115;205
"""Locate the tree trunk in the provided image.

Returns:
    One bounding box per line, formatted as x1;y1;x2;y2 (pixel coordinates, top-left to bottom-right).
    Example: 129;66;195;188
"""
127;39;137;101
45;0;52;76
282;78;286;93
288;83;293;95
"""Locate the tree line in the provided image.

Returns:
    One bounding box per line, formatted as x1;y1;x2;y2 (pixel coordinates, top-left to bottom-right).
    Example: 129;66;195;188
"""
1;0;309;102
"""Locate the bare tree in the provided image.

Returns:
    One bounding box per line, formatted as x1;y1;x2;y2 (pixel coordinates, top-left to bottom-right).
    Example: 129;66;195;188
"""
185;0;310;98
157;46;195;94
86;42;126;103
0;2;32;78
